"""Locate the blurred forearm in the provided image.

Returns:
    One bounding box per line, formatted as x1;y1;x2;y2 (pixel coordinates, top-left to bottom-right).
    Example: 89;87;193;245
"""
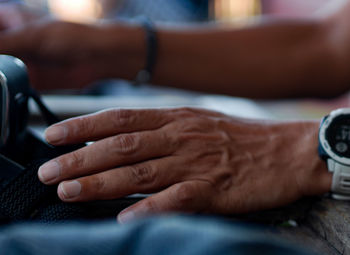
108;18;348;99
156;20;342;98
0;3;348;97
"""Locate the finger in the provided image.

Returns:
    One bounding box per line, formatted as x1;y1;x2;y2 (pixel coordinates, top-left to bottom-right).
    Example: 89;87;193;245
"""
116;181;214;223
44;108;173;145
56;156;185;202
38;128;175;184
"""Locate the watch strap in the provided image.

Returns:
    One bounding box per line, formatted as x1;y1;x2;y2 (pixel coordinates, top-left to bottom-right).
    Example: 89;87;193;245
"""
134;18;158;85
328;159;350;200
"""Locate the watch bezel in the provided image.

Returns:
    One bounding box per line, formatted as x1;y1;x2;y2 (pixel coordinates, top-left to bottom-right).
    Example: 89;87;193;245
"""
319;108;350;165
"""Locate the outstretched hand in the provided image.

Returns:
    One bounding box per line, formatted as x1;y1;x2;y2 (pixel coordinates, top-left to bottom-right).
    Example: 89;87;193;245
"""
37;108;331;223
0;18;143;91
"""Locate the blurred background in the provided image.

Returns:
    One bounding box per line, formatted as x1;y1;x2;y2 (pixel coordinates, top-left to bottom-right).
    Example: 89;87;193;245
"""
2;0;332;24
0;0;344;123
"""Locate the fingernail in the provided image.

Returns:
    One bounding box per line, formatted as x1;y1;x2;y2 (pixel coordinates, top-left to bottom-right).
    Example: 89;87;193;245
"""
117;204;151;224
117;210;136;224
59;181;81;199
38;161;61;183
45;125;67;144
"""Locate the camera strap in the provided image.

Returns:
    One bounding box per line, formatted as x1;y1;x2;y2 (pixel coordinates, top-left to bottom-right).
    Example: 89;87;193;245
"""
29;89;60;125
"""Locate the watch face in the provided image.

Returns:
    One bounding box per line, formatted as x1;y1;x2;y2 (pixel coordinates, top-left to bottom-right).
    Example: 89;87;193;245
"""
326;114;350;158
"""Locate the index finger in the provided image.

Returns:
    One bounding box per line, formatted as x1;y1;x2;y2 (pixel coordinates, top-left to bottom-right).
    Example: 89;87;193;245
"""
45;108;173;145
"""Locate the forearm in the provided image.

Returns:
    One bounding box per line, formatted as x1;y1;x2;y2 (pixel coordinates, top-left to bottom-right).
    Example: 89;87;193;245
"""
155;21;345;99
102;19;347;99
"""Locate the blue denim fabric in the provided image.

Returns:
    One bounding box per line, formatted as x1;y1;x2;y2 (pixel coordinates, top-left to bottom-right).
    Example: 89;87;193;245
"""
0;215;314;255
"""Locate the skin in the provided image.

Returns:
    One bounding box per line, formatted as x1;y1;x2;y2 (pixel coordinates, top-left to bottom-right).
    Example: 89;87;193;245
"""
38;108;331;223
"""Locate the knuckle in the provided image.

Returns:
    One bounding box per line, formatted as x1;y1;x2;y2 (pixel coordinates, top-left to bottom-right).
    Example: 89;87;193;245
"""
74;117;95;137
68;151;86;170
143;198;158;212
91;175;108;195
182;121;202;134
111;134;138;155
172;183;196;207
129;164;156;186
82;175;108;199
110;109;133;129
175;107;198;119
174;121;204;146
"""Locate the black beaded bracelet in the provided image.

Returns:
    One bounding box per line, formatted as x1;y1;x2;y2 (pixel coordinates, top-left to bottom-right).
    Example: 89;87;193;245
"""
134;18;158;85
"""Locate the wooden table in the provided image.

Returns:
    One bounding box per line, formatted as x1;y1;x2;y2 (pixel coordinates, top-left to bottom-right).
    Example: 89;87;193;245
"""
232;197;347;254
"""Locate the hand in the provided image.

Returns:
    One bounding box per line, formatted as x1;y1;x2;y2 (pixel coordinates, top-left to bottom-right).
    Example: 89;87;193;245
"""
0;20;144;90
37;108;332;223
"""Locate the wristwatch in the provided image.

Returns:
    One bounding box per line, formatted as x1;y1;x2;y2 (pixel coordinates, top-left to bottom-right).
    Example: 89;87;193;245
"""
319;108;350;200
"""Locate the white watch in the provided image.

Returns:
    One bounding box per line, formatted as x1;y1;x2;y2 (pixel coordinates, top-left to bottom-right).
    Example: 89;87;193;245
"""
319;108;350;200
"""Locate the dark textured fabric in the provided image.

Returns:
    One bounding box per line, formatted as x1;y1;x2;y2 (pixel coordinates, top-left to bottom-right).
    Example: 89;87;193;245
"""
0;159;137;224
33;202;89;224
0;161;54;221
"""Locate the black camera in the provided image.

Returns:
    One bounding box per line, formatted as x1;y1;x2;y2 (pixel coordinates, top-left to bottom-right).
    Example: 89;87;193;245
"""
0;55;62;164
0;55;65;176
0;55;30;149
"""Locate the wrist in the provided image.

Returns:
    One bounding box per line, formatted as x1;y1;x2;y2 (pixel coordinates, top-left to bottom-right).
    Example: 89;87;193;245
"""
90;23;146;81
228;118;331;198
292;121;331;197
